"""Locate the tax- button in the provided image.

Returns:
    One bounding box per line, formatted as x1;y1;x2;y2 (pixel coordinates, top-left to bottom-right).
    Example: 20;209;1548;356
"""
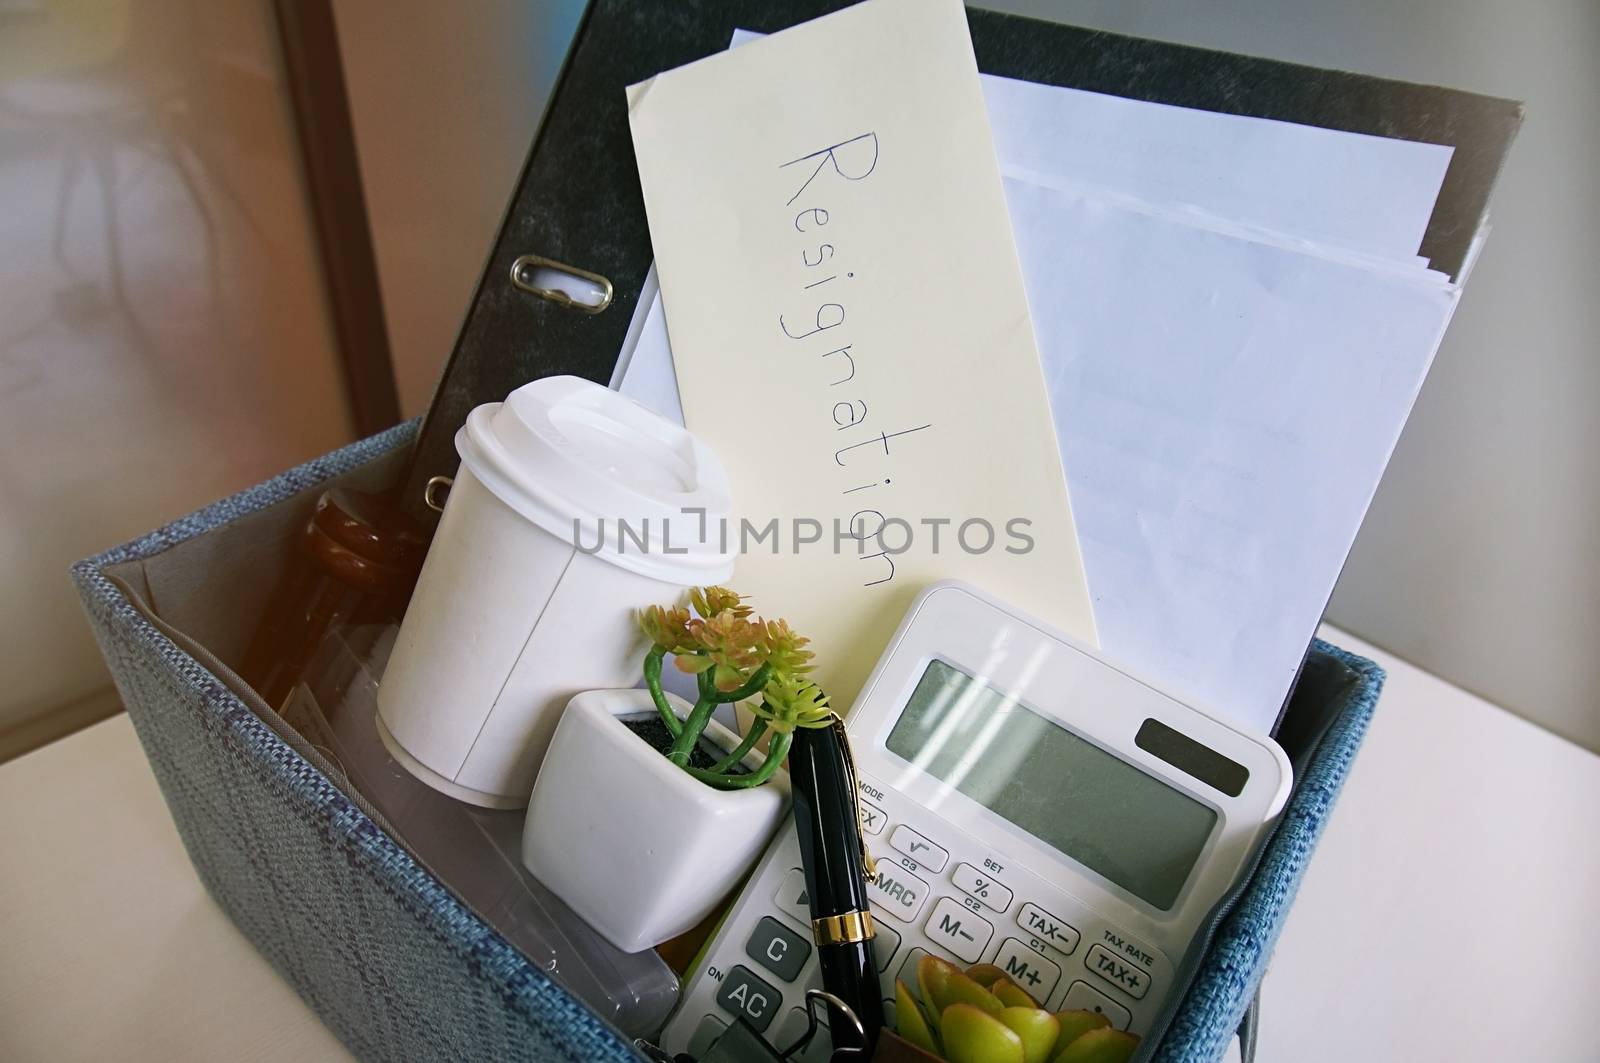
860;801;887;836
746;916;812;982
716;965;782;1032
952;863;1013;912
923;897;993;963
1085;943;1151;1000
888;825;949;872
1017;902;1080;955
868;863;929;922
994;937;1062;1001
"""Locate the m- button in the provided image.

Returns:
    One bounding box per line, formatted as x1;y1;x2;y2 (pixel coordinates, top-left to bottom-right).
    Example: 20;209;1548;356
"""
1085;943;1151;1000
1017;902;1080;955
923;897;993;964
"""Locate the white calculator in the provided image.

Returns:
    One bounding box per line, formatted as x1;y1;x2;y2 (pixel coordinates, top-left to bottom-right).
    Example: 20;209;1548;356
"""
660;581;1291;1059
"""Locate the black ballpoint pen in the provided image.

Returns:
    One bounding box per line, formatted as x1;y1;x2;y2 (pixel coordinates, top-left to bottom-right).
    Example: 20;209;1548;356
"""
787;715;885;1057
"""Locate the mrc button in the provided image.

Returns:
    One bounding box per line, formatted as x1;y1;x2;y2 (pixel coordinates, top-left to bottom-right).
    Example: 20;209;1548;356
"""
1085;943;1151;1000
868;864;929;921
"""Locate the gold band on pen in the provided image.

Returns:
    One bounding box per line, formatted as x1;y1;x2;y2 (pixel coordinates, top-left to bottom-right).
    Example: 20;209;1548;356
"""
812;909;876;946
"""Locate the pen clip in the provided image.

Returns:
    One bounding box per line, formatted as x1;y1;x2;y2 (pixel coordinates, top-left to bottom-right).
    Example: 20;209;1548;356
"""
829;712;878;885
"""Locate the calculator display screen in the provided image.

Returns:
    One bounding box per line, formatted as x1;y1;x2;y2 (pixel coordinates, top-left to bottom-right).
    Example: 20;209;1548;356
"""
885;659;1217;910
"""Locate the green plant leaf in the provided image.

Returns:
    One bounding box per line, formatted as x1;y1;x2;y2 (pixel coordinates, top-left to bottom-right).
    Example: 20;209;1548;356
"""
749;672;831;734
938;972;1005;1018
941;1003;1024;1063
758;617;815;675
992;977;1038;1009
1050;1010;1110;1053
689;585;750;619
997;1007;1058;1063
918;954;961;1029
895;979;939;1055
638;603;695;654
1050;1026;1139;1063
964;964;1009;989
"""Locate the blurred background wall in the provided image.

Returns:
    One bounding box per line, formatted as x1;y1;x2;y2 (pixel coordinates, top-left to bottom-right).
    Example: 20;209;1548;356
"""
330;0;584;420
332;0;1599;751
0;0;353;759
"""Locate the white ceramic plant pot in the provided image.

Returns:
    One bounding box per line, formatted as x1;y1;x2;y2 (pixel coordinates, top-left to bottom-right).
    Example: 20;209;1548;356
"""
522;688;790;954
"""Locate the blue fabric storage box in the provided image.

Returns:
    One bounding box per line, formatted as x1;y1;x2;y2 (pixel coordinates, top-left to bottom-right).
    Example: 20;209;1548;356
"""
73;422;1383;1062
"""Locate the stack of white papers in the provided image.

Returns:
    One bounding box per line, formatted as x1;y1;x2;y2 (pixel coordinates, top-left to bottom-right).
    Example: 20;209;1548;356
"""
617;60;1463;735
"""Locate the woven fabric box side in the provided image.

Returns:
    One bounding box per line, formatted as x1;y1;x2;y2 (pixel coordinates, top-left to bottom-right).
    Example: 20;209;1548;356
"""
70;423;1385;1063
71;423;637;1063
1153;643;1384;1062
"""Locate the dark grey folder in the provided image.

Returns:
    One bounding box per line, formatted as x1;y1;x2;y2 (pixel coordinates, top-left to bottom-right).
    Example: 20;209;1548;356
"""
396;0;1519;528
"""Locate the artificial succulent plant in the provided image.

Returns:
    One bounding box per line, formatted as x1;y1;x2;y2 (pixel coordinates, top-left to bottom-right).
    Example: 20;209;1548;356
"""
894;955;1140;1063
638;586;832;789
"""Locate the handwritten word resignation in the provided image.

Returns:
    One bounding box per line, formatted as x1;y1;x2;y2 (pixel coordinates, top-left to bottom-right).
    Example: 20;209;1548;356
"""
776;132;933;589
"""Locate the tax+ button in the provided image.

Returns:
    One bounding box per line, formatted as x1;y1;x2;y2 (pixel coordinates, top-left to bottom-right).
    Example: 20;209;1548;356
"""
1085;943;1151;1000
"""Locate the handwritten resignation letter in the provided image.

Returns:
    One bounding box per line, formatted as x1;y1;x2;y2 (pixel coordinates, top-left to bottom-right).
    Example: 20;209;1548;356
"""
627;0;1095;705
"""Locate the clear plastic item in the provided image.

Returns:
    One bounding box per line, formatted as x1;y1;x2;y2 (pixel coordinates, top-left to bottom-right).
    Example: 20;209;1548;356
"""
288;620;680;1040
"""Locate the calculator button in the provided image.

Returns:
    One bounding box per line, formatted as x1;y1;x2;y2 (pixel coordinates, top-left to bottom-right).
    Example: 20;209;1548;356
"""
872;922;902;971
688;1015;727;1057
746;916;812;981
923;897;994;964
716;965;782;1032
774;867;812;927
994;937;1062;1001
776;1007;832;1063
888;825;949;872
1016;902;1080;955
1061;980;1132;1030
1084;944;1151;1000
869;863;930;921
952;862;1014;912
896;947;932;996
860;801;887;836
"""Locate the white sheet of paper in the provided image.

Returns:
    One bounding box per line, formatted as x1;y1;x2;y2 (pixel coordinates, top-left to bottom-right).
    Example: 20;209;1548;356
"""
626;0;1096;708
615;31;1459;732
982;74;1454;264
615;267;685;422
1004;180;1455;722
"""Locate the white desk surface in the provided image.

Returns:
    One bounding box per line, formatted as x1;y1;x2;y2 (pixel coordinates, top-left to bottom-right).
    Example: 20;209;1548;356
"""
2;626;1596;1062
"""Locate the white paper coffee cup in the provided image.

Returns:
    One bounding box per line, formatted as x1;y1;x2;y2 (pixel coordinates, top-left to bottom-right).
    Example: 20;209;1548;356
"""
376;376;735;808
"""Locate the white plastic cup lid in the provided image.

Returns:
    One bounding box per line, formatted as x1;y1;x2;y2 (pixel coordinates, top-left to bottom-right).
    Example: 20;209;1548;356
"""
455;376;736;583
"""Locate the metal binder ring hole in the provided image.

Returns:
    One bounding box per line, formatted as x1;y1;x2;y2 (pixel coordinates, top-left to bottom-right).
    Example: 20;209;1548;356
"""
423;476;452;513
509;254;614;314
